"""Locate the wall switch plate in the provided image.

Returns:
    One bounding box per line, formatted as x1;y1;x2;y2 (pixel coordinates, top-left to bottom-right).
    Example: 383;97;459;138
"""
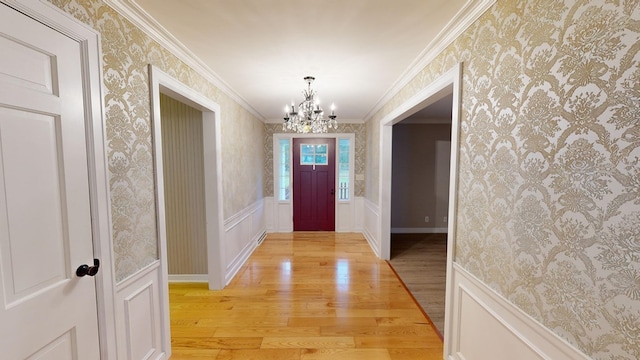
424;216;429;223
443;216;448;222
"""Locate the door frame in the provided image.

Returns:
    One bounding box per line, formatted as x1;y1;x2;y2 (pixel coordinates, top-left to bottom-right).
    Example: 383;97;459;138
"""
149;64;225;355
272;132;355;232
378;63;462;356
292;137;336;231
0;0;118;357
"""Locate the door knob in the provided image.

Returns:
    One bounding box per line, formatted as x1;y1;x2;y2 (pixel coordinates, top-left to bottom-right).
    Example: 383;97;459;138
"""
76;259;100;277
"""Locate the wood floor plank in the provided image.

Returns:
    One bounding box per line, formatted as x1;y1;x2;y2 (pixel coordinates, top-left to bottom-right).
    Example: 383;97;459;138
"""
261;336;355;349
301;348;392;360
216;349;301;360
214;326;320;337
320;325;433;337
168;232;443;359
170;348;221;359
288;317;378;327
354;335;443;349
389;348;445;360
171;325;216;338
171;337;263;350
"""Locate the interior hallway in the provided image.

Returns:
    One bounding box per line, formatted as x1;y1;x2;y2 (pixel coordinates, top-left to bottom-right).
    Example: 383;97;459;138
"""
169;232;443;359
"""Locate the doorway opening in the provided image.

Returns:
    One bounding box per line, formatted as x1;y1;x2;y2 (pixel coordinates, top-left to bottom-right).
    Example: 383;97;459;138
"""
388;92;453;336
149;65;225;356
159;94;208;280
379;63;462;351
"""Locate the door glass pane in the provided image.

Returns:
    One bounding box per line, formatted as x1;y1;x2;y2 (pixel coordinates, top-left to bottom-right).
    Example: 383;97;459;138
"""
315;144;327;154
338;138;350;200
299;143;329;165
301;155;315;165
315;155;327;165
279;139;290;200
301;144;314;155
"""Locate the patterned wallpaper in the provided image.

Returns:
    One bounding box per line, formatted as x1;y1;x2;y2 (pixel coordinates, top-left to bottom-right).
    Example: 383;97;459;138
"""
263;123;366;198
367;1;640;358
48;0;264;282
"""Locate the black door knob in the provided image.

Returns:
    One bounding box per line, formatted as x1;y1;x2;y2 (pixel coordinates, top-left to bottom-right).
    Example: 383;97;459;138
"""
76;259;100;277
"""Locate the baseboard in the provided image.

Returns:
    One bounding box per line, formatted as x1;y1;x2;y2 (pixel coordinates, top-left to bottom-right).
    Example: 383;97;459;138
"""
167;274;208;283
391;227;448;234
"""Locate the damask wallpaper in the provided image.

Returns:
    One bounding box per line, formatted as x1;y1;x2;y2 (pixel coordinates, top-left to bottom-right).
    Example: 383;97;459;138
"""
367;0;639;358
48;0;264;282
263;123;366;198
41;0;639;357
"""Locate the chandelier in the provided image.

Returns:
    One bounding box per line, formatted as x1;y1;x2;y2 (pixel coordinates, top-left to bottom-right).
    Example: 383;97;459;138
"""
283;76;337;133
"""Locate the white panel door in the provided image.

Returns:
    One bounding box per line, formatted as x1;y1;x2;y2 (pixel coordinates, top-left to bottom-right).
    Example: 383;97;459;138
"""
0;4;100;359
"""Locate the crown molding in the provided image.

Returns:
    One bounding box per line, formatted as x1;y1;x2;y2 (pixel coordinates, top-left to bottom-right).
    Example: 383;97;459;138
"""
363;0;496;122
102;0;265;121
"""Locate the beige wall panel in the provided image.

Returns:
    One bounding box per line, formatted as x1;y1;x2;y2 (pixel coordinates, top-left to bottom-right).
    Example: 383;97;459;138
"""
391;124;451;229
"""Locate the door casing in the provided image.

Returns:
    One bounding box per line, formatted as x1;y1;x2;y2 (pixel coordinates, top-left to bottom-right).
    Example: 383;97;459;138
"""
272;132;356;232
149;65;225;357
378;63;463;357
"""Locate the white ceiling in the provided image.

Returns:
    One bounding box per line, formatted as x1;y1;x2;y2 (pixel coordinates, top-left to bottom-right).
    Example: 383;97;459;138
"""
131;0;468;122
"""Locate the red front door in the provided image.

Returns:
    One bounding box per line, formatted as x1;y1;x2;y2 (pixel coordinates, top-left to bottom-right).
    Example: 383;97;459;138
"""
293;138;336;231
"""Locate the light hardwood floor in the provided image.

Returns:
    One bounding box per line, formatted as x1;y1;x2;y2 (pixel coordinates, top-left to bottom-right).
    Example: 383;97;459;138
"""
169;232;443;359
388;233;447;337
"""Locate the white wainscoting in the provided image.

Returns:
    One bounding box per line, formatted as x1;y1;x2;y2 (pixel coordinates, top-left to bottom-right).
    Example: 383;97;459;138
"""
263;197;293;232
115;261;166;360
354;196;364;232
265;196;365;233
363;198;380;257
264;197;274;231
447;263;590;360
223;199;267;285
336;200;355;232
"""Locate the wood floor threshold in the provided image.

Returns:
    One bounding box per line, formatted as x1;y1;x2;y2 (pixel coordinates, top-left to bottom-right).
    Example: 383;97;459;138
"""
385;260;443;341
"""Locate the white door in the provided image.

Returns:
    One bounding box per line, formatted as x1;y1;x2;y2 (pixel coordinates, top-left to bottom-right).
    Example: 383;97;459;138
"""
0;4;101;359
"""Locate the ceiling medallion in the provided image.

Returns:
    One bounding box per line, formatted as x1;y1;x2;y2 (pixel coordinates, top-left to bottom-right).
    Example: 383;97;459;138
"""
283;76;337;133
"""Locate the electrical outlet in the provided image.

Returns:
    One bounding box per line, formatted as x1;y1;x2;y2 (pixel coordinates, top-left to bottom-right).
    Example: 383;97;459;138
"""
443;216;448;222
424;216;430;223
